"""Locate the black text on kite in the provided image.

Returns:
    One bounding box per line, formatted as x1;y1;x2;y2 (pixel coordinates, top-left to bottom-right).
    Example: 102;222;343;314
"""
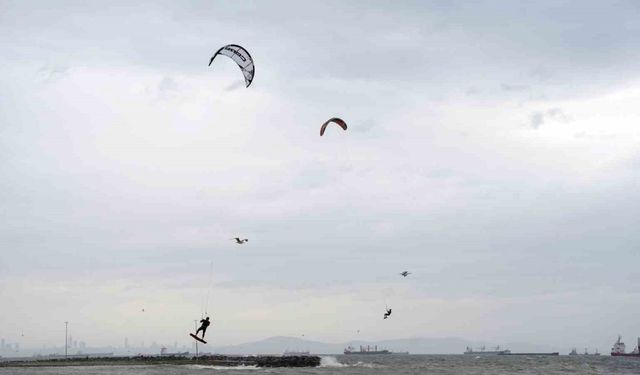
209;44;255;87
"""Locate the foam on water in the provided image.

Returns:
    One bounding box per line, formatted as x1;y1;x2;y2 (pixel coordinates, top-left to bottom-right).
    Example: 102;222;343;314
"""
319;356;380;368
319;356;347;367
353;361;380;369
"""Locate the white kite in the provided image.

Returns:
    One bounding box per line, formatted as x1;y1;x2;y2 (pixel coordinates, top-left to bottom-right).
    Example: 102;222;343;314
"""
209;44;255;87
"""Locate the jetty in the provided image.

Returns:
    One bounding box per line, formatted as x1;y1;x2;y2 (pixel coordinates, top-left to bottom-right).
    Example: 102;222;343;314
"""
0;354;321;368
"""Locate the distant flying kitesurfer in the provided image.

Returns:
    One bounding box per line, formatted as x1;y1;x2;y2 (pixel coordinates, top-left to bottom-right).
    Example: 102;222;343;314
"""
233;237;248;244
383;308;392;319
400;271;411;277
196;317;211;338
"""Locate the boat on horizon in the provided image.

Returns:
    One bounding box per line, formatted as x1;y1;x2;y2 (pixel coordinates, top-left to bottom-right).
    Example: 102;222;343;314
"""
344;345;390;355
464;346;511;355
611;335;640;357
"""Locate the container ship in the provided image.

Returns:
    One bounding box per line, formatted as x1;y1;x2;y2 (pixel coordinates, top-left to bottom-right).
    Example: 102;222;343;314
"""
465;345;558;356
464;346;511;355
344;345;390;355
611;336;640;357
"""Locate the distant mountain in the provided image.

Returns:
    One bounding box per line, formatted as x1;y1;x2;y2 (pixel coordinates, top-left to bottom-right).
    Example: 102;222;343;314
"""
212;336;339;355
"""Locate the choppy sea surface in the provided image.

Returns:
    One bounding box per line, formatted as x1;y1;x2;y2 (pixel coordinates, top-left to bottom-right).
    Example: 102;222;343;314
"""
2;355;640;375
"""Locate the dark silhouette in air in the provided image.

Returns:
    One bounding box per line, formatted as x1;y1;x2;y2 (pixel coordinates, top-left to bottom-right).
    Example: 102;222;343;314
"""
383;308;392;319
233;237;249;244
196;317;211;338
400;271;411;277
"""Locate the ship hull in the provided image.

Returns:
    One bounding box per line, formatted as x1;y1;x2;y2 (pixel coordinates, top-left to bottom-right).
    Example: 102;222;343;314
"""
611;353;640;357
344;351;390;355
464;351;509;355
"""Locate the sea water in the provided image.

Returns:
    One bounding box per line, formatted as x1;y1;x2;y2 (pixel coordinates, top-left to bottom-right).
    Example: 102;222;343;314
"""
2;354;640;374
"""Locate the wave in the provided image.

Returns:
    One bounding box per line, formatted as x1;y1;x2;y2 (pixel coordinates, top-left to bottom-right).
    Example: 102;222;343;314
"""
319;356;348;367
319;356;381;368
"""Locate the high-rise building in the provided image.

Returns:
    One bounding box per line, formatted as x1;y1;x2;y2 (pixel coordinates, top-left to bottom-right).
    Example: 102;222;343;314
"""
79;341;86;349
1;339;4;351
124;337;129;348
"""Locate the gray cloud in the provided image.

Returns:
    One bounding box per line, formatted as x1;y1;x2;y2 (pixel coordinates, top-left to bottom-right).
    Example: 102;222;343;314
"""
350;119;379;135
501;83;530;92
465;87;481;96
3;1;640;99
224;80;246;92
530;112;545;129
530;107;569;129
36;64;70;83
158;76;178;93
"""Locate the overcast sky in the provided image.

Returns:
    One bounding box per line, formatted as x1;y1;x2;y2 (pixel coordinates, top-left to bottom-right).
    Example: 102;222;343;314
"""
1;0;639;352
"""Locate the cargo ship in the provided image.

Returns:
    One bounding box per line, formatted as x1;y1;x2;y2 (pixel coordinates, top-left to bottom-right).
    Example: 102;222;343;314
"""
344;345;390;355
464;346;511;355
583;348;600;356
611;335;640;357
570;348;600;356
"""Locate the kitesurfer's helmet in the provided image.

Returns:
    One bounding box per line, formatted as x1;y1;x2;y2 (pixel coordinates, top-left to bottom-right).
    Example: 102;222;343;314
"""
206;317;210;320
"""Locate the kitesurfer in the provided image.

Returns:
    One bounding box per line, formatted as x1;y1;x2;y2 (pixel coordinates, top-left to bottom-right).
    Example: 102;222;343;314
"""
196;317;211;338
383;308;392;319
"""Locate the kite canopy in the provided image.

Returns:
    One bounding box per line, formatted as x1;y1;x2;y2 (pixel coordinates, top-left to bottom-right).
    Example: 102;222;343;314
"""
209;44;255;87
320;118;348;136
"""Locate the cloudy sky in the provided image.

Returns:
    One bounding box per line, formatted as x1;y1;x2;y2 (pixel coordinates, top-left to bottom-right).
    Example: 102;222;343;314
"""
1;0;639;351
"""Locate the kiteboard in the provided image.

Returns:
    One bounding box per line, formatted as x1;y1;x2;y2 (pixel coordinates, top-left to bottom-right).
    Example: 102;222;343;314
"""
189;333;207;344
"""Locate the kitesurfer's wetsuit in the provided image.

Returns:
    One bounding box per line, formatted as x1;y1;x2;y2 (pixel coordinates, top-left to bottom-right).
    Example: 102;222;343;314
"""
196;317;211;338
384;309;392;319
